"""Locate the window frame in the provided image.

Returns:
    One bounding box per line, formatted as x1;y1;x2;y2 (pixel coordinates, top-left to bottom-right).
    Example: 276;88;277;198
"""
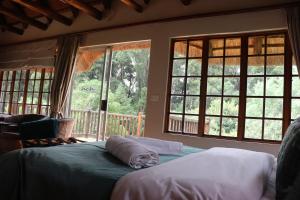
165;30;293;143
0;68;54;115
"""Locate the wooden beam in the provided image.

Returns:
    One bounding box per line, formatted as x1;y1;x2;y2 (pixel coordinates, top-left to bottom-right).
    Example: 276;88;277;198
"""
0;5;48;30
2;1;300;46
63;0;102;20
120;0;143;13
0;15;24;35
12;0;73;26
180;0;191;6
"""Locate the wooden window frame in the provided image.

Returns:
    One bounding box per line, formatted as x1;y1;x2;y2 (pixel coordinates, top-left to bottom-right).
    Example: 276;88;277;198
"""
0;68;54;115
165;30;293;143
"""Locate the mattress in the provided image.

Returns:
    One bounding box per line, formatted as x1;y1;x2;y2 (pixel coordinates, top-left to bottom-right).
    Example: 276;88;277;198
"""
0;142;202;200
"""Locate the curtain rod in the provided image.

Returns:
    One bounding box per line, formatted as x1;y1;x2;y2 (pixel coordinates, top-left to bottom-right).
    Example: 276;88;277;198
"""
1;1;299;47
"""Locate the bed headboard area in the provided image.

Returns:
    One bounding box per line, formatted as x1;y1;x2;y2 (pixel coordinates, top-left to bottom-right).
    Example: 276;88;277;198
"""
277;118;300;200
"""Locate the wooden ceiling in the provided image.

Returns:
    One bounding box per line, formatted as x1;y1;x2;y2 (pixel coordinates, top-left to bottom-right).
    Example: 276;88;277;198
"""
0;0;192;35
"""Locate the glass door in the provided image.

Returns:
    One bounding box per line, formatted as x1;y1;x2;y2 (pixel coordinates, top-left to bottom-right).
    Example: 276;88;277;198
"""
70;41;151;141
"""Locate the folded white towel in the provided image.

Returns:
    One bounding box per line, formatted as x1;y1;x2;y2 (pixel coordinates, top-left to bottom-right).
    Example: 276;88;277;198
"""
126;136;183;155
105;136;159;169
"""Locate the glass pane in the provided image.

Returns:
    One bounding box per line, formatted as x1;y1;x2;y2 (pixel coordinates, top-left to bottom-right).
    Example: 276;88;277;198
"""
246;98;263;117
7;71;13;80
266;77;284;96
187;59;201;76
29;70;36;79
34;80;40;92
168;114;183;132
265;98;283;119
248;36;265;55
206;97;221;115
189;40;203;57
223;77;239;96
245;119;262;139
266;56;284;75
223;97;239;116
15;71;21;80
248;56;264;75
14;80;19;91
184;115;198;134
208;58;223;75
264;120;282;141
3;71;8;80
209;39;224;57
170;96;183;113
28;80;34;92
172;59;186;76
12;92;18;103
205;117;220;136
18;92;23;103
186;78;200;95
224;57;240;75
207;77;222;95
6;81;11;91
32;93;39;104
174;41;187;58
5;92;10;102
45;71;52;79
291;99;300;119
185;96;199;114
21;70;27;79
225;38;241;56
43;80;51;92
26;93;33;104
171;78;185;95
292;57;298;75
247;77;264;96
266;35;284;54
42;93;49;105
35;70;42;79
221;117;238;137
292;77;300;97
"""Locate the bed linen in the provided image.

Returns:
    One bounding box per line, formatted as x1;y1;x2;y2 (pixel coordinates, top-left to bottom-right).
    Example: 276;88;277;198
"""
0;142;201;200
111;147;275;200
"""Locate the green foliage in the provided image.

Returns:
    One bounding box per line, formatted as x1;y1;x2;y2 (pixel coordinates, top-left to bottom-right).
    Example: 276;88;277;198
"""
71;48;150;116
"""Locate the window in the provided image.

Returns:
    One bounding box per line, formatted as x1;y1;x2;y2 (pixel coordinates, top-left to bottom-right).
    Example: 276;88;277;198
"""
0;68;54;115
166;31;296;142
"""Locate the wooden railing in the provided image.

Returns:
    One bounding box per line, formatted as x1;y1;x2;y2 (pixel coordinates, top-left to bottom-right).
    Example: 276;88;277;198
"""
70;110;210;139
168;116;210;134
70;110;145;139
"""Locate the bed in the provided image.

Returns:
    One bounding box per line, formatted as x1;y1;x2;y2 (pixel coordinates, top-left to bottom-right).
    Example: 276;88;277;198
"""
0;142;201;200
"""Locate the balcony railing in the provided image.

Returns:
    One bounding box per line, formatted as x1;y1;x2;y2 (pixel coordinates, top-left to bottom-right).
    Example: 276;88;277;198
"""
70;110;210;139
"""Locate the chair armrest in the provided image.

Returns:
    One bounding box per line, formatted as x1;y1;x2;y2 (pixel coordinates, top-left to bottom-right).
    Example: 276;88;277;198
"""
19;119;59;140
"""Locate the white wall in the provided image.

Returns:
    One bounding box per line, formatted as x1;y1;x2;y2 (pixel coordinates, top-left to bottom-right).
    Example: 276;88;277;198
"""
82;9;286;155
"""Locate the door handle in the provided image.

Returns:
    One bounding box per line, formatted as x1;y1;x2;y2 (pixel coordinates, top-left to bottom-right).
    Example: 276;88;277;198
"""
101;100;108;111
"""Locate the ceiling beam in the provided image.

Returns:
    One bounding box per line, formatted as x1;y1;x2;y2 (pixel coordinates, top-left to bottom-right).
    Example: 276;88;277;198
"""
180;0;192;6
12;0;73;26
120;0;143;13
0;15;24;35
63;0;102;20
0;5;48;30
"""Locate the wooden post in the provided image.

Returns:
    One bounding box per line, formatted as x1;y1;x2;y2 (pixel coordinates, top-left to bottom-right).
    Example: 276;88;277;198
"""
84;110;91;138
136;112;142;137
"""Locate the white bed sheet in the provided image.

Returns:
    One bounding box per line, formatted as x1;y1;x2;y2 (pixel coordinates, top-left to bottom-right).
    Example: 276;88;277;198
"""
111;147;275;200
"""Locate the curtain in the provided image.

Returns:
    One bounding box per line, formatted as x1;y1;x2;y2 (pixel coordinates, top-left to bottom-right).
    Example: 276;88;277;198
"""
50;35;80;118
286;6;300;75
0;40;56;70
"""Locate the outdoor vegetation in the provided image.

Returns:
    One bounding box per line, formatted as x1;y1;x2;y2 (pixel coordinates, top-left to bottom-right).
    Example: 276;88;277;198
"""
71;48;150;115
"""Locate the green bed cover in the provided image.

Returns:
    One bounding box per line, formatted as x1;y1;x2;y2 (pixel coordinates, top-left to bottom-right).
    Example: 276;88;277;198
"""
0;142;202;200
